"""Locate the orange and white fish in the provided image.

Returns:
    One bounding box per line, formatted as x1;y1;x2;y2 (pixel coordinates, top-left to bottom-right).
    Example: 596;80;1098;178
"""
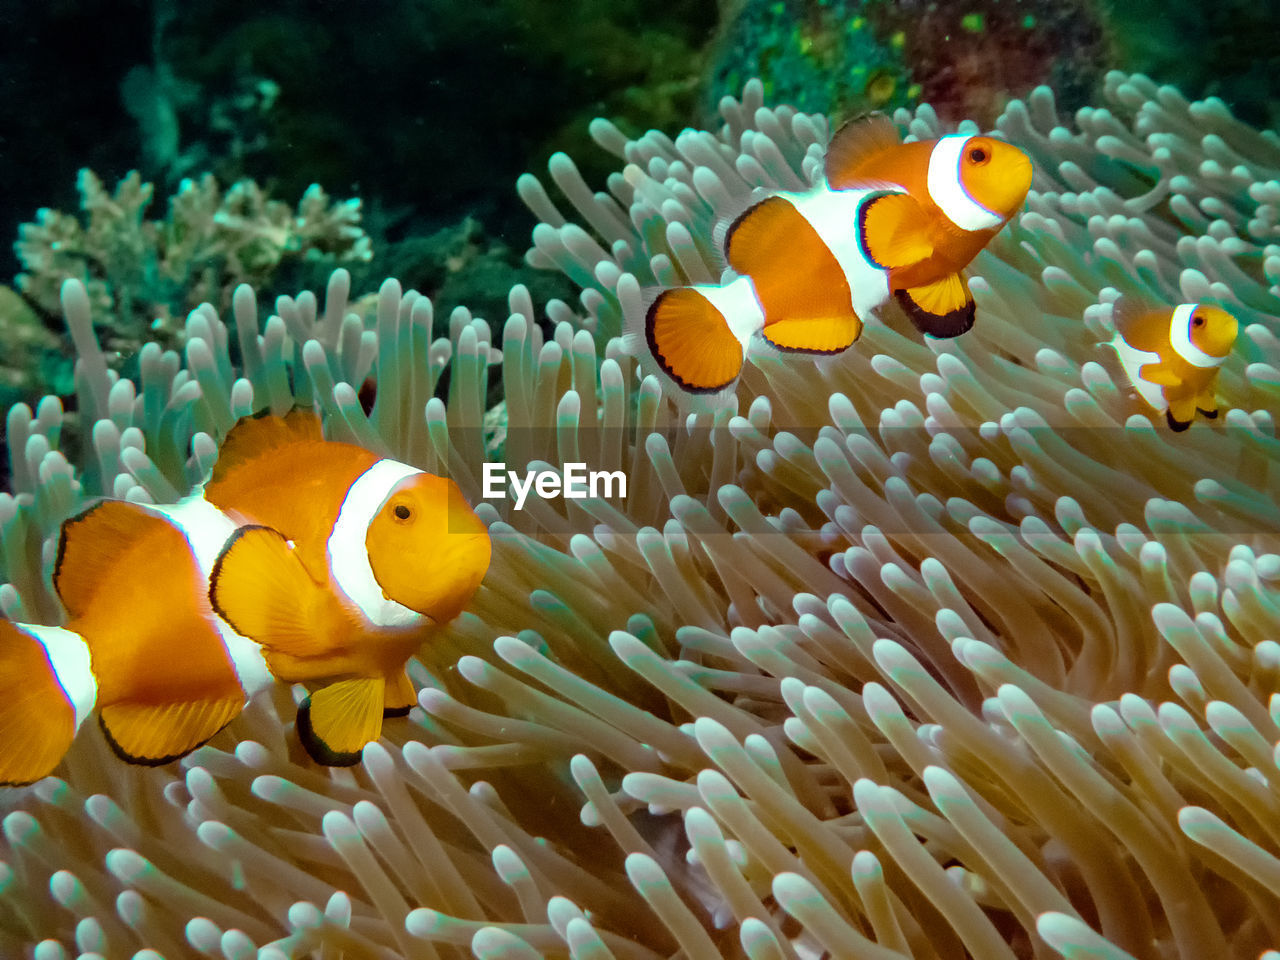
1106;299;1238;430
0;410;491;784
637;114;1033;394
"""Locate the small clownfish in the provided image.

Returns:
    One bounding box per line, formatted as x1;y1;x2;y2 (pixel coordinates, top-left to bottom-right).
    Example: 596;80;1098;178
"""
1106;299;1239;431
636;113;1033;395
0;409;491;785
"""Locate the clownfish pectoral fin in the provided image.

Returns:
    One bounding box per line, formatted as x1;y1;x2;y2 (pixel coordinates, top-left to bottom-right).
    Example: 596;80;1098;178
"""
858;192;935;270
0;622;85;786
1137;363;1182;388
643;286;748;393
895;273;976;339
296;677;385;766
760;314;863;354
210;525;351;663
824;113;902;190
99;697;244;766
384;668;416;718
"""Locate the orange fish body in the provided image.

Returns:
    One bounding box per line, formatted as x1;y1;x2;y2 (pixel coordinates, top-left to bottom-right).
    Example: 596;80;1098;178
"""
205;410;491;763
637;114;1033;395
1107;299;1238;430
0;410;492;783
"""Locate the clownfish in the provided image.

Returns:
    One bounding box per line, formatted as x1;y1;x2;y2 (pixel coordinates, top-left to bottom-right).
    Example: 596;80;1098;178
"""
0;409;491;784
636;114;1033;395
1106;299;1238;431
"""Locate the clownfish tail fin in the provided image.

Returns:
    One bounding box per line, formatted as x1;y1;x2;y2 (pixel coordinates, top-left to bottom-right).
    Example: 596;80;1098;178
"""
625;277;763;395
0;621;96;786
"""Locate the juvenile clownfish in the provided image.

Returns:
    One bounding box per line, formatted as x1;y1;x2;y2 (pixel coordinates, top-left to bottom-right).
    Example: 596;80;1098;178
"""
1106;298;1238;431
637;113;1033;395
0;409;491;784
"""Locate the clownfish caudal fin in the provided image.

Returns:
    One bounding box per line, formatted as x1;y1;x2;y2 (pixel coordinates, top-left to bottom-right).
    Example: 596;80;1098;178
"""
297;677;385;766
99;698;244;766
210;525;352;670
895;273;976;339
858;192;934;270
384;668;416;718
0;622;94;785
760;315;863;354
639;281;760;394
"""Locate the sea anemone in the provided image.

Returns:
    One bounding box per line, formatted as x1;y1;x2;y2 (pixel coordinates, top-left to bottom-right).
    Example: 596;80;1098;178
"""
2;71;1280;959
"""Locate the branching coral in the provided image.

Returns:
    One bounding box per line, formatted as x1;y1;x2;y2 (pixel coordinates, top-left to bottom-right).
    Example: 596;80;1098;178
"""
10;169;370;401
2;72;1280;959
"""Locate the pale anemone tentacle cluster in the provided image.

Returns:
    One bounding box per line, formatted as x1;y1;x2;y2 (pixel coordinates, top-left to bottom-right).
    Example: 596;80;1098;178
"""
1;71;1280;959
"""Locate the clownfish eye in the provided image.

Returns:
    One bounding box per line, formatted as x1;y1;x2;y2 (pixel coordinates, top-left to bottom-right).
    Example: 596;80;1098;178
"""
967;146;989;165
393;503;412;521
1191;314;1205;327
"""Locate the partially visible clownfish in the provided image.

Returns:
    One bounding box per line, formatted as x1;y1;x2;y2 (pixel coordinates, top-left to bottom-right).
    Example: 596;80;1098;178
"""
1106;298;1239;431
0;409;491;785
635;113;1033;395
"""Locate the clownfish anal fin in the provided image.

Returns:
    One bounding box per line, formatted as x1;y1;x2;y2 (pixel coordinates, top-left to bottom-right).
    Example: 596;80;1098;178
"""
384;668;416;718
895;273;976;339
296;677;385;766
210;525;349;661
760;314;863;354
824;113;902;190
99;696;243;766
858;192;934;270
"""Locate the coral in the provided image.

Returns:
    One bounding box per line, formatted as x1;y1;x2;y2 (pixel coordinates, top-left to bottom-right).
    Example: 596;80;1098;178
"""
12;169;371;402
2;72;1280;959
707;0;917;122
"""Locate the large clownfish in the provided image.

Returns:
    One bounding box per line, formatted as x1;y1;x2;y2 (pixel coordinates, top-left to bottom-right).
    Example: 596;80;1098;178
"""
636;114;1033;395
1106;298;1238;431
0;409;491;784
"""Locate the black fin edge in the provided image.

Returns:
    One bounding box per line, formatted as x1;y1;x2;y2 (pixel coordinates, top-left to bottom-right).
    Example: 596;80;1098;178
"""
52;499;112;604
1166;409;1192;432
895;288;976;339
296;696;365;767
208;523;281;634
855;190;901;269
98;712;227;767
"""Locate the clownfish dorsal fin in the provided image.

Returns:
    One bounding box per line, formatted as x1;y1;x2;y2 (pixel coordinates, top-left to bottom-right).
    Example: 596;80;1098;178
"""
1110;297;1170;351
384;667;416;718
761;315;863;354
722;195;809;279
209;525;355;664
208;407;324;490
54;500;161;619
296;677;386;766
895;273;976;339
859;192;935;270
824;112;903;190
99;697;244;766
